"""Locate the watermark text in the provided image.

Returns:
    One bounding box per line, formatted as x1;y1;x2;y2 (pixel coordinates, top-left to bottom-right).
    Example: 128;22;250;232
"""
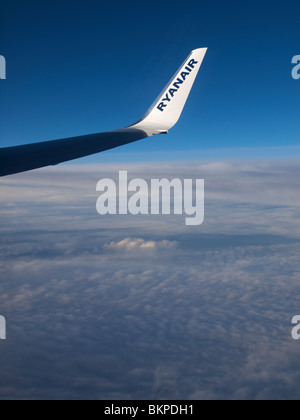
0;316;6;340
96;171;204;226
292;55;300;80
292;315;300;340
0;55;6;79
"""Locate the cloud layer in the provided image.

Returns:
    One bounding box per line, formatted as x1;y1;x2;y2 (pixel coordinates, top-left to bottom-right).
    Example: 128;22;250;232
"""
0;160;300;400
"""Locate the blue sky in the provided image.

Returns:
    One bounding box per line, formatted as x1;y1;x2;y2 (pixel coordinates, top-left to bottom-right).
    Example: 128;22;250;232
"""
1;0;300;161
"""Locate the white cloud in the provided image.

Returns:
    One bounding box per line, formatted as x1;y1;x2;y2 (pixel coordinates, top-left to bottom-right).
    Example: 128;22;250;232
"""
104;238;177;251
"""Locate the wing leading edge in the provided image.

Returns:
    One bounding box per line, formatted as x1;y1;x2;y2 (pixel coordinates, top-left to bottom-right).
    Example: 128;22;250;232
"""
0;128;148;177
0;48;207;177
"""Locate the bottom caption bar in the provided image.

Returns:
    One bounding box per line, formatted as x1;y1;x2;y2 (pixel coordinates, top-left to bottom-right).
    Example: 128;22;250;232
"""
101;403;197;417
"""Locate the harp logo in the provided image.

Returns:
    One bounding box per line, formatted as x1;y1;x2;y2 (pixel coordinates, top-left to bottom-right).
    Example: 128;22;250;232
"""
0;316;6;340
0;55;6;80
157;59;199;112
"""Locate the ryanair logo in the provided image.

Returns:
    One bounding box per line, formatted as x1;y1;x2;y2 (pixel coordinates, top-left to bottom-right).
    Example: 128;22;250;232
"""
157;58;198;112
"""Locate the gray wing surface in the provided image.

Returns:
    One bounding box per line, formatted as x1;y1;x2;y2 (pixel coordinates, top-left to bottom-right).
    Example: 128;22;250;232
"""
0;128;147;177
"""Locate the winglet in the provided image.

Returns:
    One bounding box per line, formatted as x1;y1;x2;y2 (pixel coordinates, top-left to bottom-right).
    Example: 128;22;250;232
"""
130;48;207;135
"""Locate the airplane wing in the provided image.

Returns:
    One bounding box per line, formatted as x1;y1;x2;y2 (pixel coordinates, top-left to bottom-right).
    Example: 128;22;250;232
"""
0;48;207;177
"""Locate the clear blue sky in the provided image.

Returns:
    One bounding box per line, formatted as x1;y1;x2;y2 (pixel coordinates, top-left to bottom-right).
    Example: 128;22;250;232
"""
0;0;299;161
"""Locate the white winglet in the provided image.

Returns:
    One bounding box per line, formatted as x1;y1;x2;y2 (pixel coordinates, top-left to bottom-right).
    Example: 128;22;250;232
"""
131;48;207;135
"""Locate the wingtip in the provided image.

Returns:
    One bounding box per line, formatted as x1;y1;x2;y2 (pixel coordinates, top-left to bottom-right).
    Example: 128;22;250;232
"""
130;47;207;134
192;47;208;53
